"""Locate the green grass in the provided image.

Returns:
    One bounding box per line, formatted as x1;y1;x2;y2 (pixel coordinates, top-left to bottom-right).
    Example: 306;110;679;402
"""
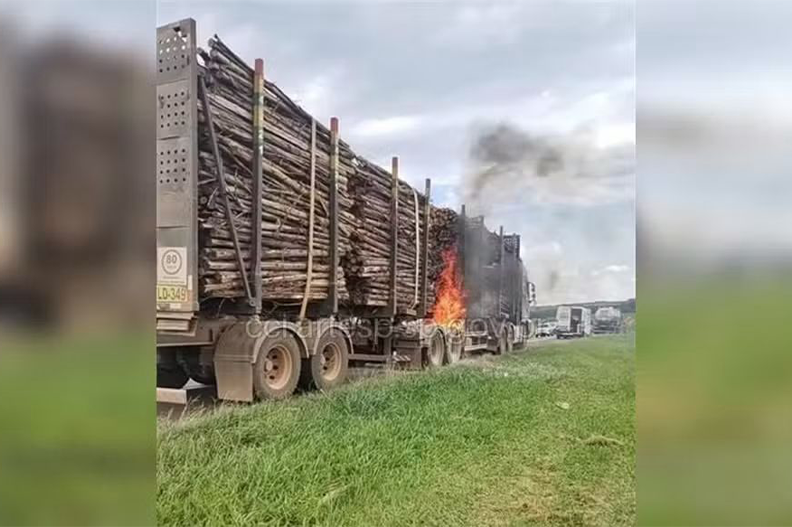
157;335;635;527
638;278;792;525
0;334;155;526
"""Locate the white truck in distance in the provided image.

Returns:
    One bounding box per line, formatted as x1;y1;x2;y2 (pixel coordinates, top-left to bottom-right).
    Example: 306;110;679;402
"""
555;306;591;339
593;307;623;334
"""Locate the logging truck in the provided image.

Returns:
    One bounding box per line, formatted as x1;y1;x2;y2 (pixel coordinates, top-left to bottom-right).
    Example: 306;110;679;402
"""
156;19;533;402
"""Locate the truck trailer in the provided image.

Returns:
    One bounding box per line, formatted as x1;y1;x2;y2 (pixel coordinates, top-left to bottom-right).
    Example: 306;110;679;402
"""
156;19;533;402
592;307;622;334
555;306;591;339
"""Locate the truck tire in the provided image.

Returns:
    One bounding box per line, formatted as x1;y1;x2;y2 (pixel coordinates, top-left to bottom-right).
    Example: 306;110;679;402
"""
177;347;216;385
253;329;302;400
425;332;445;368
299;329;349;392
157;365;188;389
495;331;508;355
157;349;188;388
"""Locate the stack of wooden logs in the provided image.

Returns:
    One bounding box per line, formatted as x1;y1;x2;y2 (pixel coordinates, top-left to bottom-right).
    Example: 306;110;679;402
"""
343;159;428;309
342;159;393;307
195;35;469;313
197;36;356;303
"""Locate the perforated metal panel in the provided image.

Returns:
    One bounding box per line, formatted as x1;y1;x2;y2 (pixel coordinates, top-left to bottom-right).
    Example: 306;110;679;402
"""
157;26;192;82
156;19;199;323
157;138;189;185
157;81;191;138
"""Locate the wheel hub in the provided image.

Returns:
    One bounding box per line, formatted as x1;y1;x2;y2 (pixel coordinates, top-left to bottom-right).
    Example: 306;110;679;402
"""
263;345;290;390
320;343;341;381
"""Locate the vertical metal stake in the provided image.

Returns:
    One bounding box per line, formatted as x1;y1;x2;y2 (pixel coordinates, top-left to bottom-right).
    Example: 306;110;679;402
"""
419;178;431;317
498;225;504;318
459;203;466;299
516;235;522;324
388;156;400;317
327;117;340;315
251;58;265;313
478;217;486;319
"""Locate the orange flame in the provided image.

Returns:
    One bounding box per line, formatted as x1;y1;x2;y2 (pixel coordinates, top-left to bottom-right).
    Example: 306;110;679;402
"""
432;247;466;328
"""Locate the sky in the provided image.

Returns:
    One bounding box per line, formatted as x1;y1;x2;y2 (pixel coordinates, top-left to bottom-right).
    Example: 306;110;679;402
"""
638;0;792;274
156;0;635;305
5;0;789;299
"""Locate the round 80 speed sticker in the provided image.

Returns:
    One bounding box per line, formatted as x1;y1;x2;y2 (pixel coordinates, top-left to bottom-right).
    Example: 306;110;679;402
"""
157;247;187;284
161;249;183;275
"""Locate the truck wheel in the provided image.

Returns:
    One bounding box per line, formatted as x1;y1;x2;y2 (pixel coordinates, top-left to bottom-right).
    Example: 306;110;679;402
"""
157;365;188;389
177;347;216;385
300;329;349;391
445;338;462;364
494;331;508;355
253;329;301;400
425;332;445;368
501;332;509;354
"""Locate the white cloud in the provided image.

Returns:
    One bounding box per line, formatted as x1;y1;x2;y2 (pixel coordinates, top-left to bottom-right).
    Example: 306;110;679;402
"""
533;259;635;305
596;122;635;148
433;3;529;48
350;115;424;139
289;70;348;119
592;264;631;276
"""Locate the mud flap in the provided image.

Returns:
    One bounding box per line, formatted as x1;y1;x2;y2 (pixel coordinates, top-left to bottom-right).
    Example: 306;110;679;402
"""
213;323;256;402
214;320;308;402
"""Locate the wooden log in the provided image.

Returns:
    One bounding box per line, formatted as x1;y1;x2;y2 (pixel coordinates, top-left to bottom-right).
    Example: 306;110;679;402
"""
196;35;468;309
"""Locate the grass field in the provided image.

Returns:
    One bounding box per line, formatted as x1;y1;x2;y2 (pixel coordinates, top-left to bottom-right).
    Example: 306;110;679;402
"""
157;335;635;527
0;334;154;526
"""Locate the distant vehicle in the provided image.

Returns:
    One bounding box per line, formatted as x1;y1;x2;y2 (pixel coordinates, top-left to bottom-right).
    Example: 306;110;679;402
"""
536;320;557;337
555;306;591;338
593;307;622;334
526;318;538;339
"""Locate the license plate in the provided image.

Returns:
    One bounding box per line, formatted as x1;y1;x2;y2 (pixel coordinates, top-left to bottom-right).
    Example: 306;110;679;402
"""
157;284;188;303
